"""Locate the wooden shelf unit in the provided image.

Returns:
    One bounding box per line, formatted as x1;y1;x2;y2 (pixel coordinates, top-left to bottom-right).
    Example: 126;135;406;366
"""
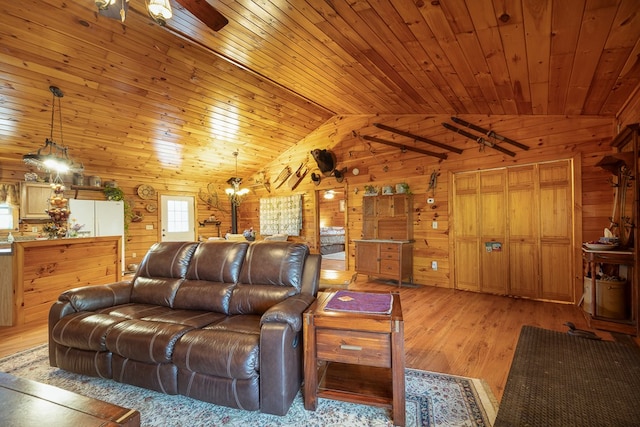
356;193;414;286
362;193;412;240
585;124;638;335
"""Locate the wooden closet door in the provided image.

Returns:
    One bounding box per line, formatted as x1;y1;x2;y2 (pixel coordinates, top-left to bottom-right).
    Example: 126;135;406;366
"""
479;170;508;294
508;165;540;298
453;173;480;291
538;161;573;301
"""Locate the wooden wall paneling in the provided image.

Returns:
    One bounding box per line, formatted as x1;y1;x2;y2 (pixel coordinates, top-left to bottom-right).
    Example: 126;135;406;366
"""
565;1;620;115
237;114;616;291
0;113;620;293
522;0;552;114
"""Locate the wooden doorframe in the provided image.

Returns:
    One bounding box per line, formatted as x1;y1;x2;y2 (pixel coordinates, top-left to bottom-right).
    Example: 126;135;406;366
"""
448;155;582;304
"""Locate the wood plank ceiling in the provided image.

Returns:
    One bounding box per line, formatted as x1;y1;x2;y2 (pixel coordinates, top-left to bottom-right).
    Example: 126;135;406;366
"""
0;0;639;184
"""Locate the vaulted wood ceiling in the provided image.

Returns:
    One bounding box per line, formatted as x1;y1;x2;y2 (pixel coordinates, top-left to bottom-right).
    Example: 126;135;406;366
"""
1;0;639;183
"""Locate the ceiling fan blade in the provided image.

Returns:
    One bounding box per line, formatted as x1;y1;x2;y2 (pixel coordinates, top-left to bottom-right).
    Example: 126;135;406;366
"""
174;0;228;31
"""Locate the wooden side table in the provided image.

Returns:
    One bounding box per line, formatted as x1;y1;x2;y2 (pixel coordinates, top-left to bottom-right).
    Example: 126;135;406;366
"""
303;290;405;426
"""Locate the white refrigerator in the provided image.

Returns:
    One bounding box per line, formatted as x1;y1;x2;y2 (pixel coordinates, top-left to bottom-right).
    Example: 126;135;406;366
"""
69;199;125;272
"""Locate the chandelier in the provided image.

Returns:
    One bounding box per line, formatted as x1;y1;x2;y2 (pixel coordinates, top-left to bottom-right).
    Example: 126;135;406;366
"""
95;0;172;25
225;151;249;206
23;86;83;175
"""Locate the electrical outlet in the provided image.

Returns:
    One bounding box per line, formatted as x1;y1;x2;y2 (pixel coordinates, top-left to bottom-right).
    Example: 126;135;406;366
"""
132;253;136;258
145;224;154;230
431;261;438;271
432;221;438;229
32;227;38;233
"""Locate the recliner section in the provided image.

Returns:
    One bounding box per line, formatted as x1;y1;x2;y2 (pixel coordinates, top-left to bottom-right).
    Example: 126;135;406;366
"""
49;240;320;415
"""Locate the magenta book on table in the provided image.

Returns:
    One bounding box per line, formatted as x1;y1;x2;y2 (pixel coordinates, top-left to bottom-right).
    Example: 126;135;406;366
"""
324;290;393;314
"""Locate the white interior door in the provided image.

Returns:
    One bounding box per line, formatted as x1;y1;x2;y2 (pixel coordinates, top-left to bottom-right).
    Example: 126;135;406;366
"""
160;195;195;241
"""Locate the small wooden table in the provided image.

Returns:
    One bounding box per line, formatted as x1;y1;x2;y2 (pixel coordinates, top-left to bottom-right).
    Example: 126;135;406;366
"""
0;372;140;426
303;290;405;426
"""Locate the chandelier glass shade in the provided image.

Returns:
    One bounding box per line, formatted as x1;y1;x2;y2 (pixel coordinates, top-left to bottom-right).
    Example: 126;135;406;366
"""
23;86;83;175
95;0;172;25
147;0;173;24
225;151;249;206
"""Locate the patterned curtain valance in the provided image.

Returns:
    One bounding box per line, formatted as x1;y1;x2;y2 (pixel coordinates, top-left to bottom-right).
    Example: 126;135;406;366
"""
259;195;302;236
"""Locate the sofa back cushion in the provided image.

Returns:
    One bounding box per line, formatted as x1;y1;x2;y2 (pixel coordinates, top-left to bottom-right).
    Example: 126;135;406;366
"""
229;241;309;314
172;241;249;312
186;241;249;283
131;242;199;307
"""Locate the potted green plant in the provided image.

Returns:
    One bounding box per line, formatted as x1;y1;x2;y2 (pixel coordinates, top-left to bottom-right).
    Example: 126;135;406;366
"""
396;183;411;194
364;185;378;196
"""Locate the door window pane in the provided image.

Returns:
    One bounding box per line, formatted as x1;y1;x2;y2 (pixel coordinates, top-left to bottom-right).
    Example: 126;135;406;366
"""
167;200;189;232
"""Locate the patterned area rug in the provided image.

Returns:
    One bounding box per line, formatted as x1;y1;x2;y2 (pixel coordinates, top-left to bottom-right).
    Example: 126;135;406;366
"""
0;345;496;426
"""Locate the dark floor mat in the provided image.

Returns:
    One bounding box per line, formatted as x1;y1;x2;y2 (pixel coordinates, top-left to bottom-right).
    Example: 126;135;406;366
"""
495;325;640;427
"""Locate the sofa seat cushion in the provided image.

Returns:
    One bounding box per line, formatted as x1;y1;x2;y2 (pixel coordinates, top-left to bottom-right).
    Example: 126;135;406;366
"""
173;329;259;379
51;312;126;351
141;309;226;329
105;319;193;364
205;314;261;335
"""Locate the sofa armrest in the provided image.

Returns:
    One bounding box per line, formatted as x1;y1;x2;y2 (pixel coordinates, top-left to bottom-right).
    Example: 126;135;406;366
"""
58;280;133;313
261;293;315;332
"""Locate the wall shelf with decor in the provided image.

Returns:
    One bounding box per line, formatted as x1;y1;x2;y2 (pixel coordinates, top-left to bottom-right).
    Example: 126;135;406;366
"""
70;185;104;199
583;124;638;335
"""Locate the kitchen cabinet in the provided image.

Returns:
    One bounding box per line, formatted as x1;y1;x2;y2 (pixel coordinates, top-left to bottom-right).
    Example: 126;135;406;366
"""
19;182;51;219
11;236;122;326
0;246;12;326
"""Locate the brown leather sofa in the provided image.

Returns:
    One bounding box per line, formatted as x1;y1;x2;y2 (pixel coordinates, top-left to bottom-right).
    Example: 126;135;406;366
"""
48;240;320;416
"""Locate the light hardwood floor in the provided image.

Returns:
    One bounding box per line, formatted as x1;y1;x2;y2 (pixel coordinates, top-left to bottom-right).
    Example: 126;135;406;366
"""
0;270;636;403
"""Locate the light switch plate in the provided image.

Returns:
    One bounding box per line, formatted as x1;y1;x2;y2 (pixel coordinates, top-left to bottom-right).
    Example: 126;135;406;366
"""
432;221;438;229
431;261;438;271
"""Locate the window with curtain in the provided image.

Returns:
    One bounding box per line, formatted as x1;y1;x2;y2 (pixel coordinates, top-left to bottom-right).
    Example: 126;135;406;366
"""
259;195;302;236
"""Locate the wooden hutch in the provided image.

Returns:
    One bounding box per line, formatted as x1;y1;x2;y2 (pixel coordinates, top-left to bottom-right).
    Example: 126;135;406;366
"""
354;193;414;286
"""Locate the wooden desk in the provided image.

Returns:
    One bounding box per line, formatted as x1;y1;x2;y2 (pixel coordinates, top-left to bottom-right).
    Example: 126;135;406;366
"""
303;290;405;426
0;372;139;426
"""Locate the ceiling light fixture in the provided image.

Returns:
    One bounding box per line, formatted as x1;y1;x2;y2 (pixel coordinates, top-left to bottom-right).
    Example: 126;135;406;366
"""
23;86;83;176
225;151;249;206
147;0;173;25
95;0;172;25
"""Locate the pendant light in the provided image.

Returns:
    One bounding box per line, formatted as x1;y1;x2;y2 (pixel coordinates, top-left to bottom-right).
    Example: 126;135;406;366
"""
225;151;249;206
147;0;173;25
23;86;83;175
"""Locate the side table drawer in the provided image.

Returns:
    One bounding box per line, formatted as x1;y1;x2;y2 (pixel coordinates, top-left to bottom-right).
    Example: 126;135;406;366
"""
316;329;391;368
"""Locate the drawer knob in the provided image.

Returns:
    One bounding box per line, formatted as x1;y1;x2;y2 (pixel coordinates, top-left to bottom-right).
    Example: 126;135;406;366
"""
340;344;362;351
